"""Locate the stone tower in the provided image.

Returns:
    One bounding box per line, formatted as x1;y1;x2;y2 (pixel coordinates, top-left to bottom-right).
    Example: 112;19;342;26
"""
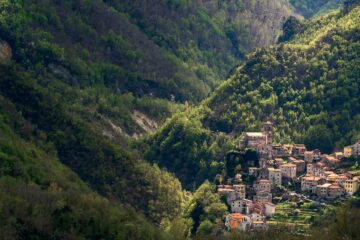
263;121;273;145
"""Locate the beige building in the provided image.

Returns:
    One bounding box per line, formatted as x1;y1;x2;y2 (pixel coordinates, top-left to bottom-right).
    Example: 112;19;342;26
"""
280;163;297;179
343;146;352;157
344;178;359;195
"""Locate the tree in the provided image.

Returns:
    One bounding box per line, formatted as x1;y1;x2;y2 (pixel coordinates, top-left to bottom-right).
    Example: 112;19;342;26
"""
304;125;334;153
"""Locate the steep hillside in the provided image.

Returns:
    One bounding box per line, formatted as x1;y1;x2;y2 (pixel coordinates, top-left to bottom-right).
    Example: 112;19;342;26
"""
0;0;296;103
204;5;360;149
0;95;169;239
145;4;360;189
290;0;345;18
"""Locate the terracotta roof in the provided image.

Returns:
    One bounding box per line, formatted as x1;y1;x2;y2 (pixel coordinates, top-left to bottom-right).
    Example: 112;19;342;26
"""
229;213;244;220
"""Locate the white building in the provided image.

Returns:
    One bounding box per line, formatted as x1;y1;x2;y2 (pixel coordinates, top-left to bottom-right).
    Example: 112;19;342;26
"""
231;199;253;214
264;202;276;217
268;168;282;187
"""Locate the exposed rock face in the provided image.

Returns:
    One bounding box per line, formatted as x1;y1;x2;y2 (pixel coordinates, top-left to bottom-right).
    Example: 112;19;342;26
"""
0;41;12;64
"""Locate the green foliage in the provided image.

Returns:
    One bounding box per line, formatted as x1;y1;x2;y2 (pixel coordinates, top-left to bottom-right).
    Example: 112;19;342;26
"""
304;125;334;153
290;0;345;18
184;181;228;236
144;110;235;189
278;17;306;42
0;64;186;228
0;96;167;239
0;0;295;103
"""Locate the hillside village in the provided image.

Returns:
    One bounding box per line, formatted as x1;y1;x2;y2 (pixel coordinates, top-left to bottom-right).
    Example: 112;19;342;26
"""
218;122;360;232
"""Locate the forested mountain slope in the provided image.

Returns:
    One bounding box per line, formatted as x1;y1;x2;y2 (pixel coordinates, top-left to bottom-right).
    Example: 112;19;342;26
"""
0;0;296;103
290;0;345;18
0;92;169;239
145;4;360;189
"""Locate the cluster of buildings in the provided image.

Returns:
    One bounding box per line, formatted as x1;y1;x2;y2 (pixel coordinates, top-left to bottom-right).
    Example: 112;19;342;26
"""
301;163;359;198
220;122;360;232
218;183;275;232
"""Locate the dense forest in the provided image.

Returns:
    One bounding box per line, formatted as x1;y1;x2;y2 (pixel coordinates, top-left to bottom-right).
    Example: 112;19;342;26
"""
0;0;360;239
290;0;345;18
0;0;296;103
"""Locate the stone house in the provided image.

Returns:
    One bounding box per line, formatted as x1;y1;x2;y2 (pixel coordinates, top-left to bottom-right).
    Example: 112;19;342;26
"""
280;163;297;179
304;151;314;162
218;187;237;204
268;168;282;187
231;199;253;214
316;183;331;197
292;144;306;156
272;145;289;157
289;158;306;174
307;163;325;178
254;191;272;204
254;179;271;193
233;184;246;199
301;176;324;193
328;184;345;199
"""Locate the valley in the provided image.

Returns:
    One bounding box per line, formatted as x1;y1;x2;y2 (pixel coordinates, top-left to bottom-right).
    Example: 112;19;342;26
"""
0;0;359;239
